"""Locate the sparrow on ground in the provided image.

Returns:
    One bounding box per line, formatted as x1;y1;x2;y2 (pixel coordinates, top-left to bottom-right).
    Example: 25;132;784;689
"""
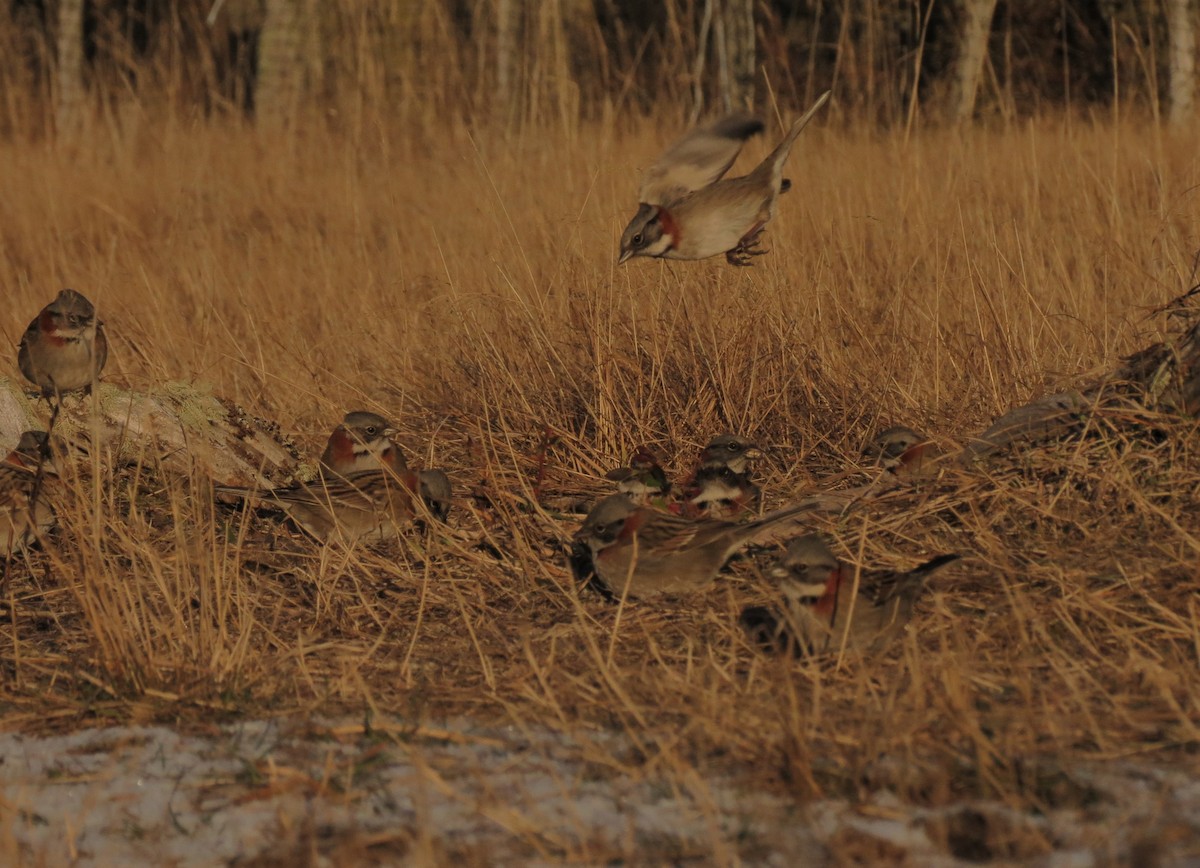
740;534;959;655
18;289;108;398
619;90;830;266
0;430;58;557
319;411;403;476
863;426;940;479
605;446;671;506
682;433;761;518
216;468;419;544
320;410;452;521
572;493;814;599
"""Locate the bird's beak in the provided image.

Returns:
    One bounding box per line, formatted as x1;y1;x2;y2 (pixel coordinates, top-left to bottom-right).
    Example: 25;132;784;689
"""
744;445;763;460
617;248;633;265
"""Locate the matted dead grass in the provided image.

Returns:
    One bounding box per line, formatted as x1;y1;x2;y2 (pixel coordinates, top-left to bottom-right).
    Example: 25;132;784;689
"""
1;106;1199;861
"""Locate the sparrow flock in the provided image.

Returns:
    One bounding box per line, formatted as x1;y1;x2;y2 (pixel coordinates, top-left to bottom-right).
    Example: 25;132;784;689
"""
7;94;960;660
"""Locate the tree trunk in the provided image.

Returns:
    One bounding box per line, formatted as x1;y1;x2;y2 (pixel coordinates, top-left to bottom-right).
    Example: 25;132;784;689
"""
1167;0;1196;126
496;0;519;116
719;0;756;111
950;0;998;121
55;0;85;136
256;0;304;127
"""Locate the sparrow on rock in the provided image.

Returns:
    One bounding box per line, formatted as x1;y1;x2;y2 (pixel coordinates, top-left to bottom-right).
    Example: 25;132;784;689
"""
619;91;830;266
18;289;108;398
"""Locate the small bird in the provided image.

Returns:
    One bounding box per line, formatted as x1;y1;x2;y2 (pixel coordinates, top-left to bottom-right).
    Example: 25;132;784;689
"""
3;431;53;470
605;446;671;506
0;430;59;557
216;468;419;543
417;468;453;522
863;426;939;479
572;493;814;599
682;433;761;518
319;411;403;476
18;289;109;398
619;91;830;266
320;410;452;521
741;534;959;655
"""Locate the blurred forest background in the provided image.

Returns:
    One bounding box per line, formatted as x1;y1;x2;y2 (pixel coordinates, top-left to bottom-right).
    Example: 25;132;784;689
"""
0;0;1196;137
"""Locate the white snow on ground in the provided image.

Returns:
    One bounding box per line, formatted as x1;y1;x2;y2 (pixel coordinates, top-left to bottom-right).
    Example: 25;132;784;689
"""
0;720;1197;865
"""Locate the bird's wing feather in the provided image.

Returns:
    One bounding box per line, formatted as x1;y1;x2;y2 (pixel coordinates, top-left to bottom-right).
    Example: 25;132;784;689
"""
638;113;764;206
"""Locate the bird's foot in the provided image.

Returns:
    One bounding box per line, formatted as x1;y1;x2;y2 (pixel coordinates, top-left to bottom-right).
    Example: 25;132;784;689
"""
726;231;768;266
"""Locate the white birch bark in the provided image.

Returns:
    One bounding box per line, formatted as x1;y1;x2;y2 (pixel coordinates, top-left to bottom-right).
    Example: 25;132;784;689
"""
951;0;998;121
55;0;85;135
1167;0;1196;125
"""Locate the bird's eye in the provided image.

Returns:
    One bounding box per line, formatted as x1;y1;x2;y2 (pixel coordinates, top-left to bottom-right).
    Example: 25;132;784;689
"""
632;233;643;246
365;426;377;436
68;315;83;326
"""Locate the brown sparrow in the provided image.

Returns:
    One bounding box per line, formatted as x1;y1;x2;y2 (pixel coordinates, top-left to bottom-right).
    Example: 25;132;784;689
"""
605;446;671;506
0;430;58;557
864;426;940;479
417;468;453;522
18;289;108;398
319;411;402;476
216;468;419;543
320;410;452;521
619;91;830;266
572;493;814;599
741;534;958;655
682;433;761;518
222;412;419;543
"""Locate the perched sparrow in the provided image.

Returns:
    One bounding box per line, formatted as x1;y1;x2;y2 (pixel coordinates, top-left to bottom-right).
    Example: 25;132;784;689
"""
572;493;814;599
320;410;451;521
605;446;670;505
682;433;761;518
0;430;58;557
864;426;939;479
741;534;958;655
18;289;108;398
619;90;830;266
216;468;419;543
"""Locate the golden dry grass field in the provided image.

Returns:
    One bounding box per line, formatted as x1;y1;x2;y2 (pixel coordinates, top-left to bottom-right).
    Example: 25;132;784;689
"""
1;105;1199;863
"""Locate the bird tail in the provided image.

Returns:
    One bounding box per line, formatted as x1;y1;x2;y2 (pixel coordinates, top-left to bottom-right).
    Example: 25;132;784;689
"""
911;553;961;579
752;90;831;187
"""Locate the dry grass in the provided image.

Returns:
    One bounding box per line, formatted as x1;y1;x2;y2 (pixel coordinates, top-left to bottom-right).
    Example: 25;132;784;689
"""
1;102;1200;860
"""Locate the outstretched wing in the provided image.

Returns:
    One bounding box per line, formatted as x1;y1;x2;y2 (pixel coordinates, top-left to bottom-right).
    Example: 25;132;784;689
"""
638;113;764;206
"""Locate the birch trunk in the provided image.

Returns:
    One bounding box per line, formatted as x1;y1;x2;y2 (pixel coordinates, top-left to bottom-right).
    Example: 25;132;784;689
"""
496;0;519;113
256;0;304;126
719;0;756;111
1167;0;1196;126
951;0;998;121
55;0;85;136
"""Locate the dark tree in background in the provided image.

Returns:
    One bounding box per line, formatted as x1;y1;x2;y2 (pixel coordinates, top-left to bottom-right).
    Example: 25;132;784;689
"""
0;0;1195;134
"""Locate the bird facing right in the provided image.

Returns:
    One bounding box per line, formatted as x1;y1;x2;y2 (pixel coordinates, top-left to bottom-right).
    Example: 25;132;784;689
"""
319;410;452;522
